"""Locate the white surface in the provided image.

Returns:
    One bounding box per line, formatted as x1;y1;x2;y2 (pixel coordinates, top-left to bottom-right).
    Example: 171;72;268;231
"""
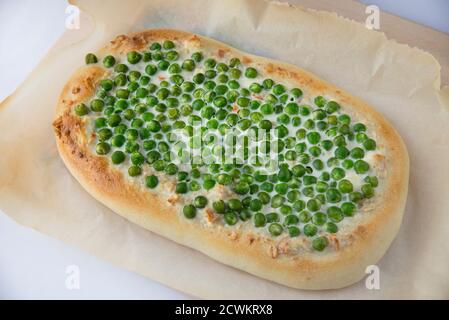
0;0;447;299
0;0;189;300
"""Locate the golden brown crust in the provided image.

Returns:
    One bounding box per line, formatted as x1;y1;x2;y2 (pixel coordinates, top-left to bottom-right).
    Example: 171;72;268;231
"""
53;29;409;289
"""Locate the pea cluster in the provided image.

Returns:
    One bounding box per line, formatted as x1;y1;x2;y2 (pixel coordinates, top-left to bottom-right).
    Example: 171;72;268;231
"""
79;40;379;251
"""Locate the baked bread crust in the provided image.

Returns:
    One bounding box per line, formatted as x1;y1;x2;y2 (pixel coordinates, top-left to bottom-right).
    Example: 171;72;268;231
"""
53;29;409;290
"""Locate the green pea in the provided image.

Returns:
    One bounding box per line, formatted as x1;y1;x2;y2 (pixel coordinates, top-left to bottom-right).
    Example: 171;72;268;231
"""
249;83;262;93
311;212;326;225
275;183;288;195
74;103;89;116
149;42;161;51
227;57;239;67
289;165;304;179
246;198;262;212
144;64;157;76
85;53;98;64
286;226;300;237
338;179;353;193
161;40;175;50
277;114;290;125
256;192;270;205
228;68;241;79
261;213;276;224
271;195;285;208
224;212;238;225
276;167;291;183
125;51;141;64
342;159;354;169
284;214;299;226
334;146;349;159
183;204;196;219
353;123;366;132
128;165;142;177
268;84;284;96
234;181;249;195
95;142;110;155
163;163;177;176
261;79;273;90
203;179;216;190
341;202;356;216
142;52;151;62
175;182;188;194
193;196;208;209
111;135;126;148
326;101;340;113
114;73;127;86
254;212;267;227
354;160;370;174
227;198;242;212
303;224;318;237
327;206;344;222
324;222;338;233
239;210;252;221
98;128;113;141
363;138;377;151
364;176;379;187
245;67;258;78
306;199;320;212
350;147;365;159
331;167;345;180
108;150;124;164
361;184;375;198
212;200;226;214
152;159;165;171
268;223;283;236
356;132;368;143
103;55;116;68
294;210;308;223
314;96;326;107
290;88;303;98
145;175;159;189
312;236;328;251
320;172;330;181
326;188;342;203
302;175;317;186
191;51;203;62
163;50;177;61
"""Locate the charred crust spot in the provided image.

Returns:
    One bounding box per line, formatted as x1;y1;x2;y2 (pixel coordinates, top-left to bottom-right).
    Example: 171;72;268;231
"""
189;35;200;42
277;237;290;254
355;225;367;239
167;194;180;205
53;117;63;138
265;63;275;73
205;208;216;223
329;234;340;251
217;49;226;58
109;34;147;53
247;234;257;245
242;56;252;64
267;244;278;259
72;87;81;94
228;231;239;240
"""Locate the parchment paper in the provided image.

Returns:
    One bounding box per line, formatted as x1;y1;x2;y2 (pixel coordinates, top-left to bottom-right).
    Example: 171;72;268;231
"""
1;0;448;299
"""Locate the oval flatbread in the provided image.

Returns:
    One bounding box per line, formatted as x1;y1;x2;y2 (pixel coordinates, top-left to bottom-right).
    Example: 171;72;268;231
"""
53;29;409;289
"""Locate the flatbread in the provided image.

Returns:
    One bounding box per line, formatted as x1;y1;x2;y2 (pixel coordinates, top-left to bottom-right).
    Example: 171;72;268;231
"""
53;29;409;289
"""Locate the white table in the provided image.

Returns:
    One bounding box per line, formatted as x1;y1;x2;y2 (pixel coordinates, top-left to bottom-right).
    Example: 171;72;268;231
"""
0;0;448;299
